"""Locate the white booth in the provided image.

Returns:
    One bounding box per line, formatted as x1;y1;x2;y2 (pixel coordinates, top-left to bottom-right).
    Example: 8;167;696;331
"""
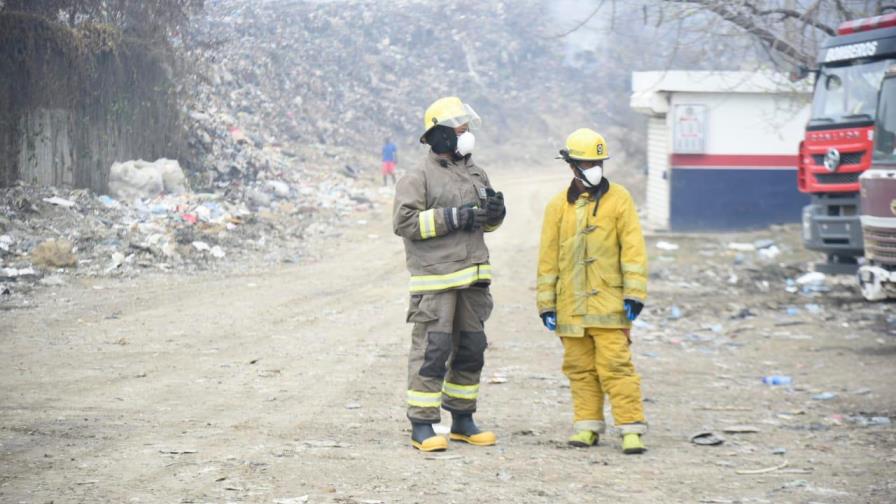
630;71;811;231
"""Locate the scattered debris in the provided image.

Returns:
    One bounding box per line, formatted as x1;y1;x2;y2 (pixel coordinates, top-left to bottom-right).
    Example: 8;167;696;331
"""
736;460;789;475
690;432;725;446
0;179;381;290
848;415;892;427
42;196;77;208
722;425;760;434
30;239;77;268
796;272;828;293
425;454;463;461
273;497;309;504
728;242;756;252
109;159;187;201
758;245;781;260
762;375;792;386
302;440;351;448
753;239;776;250
697;406;753;412
489;373;508;384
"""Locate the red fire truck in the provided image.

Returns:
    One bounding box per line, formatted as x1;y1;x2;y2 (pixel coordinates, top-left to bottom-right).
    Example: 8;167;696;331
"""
857;65;896;300
799;13;896;274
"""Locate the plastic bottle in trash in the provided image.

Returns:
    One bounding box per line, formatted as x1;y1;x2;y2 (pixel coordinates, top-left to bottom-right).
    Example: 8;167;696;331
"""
762;375;792;385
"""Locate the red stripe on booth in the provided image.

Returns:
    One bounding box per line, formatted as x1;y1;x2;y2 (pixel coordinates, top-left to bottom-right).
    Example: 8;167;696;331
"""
670;154;797;169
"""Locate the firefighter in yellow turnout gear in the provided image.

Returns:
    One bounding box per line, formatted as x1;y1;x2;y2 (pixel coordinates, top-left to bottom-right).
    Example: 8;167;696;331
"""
537;128;649;454
394;97;505;452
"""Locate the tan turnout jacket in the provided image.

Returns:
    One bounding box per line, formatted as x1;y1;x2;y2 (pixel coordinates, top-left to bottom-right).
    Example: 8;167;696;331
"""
393;151;503;294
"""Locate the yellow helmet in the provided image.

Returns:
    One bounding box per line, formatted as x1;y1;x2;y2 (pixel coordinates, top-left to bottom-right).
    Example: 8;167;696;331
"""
420;96;481;143
558;128;610;162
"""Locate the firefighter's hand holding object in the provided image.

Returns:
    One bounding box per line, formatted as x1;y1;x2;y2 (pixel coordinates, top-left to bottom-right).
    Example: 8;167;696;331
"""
486;191;505;225
446;205;488;232
540;311;557;331
624;299;644;321
464;207;488;230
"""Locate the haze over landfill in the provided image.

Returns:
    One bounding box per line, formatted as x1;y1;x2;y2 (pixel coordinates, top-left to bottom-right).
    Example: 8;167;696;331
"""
1;1;894;503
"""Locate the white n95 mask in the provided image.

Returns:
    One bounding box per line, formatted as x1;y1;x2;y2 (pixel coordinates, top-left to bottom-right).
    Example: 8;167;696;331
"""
580;165;603;187
456;131;475;156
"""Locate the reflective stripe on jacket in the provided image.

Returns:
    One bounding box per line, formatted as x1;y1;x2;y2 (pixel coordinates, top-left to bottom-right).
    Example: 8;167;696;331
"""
393;151;502;293
536;182;647;337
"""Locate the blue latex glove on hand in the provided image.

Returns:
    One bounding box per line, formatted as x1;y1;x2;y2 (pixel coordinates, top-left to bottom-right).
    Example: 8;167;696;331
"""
624;299;644;321
540;311;557;331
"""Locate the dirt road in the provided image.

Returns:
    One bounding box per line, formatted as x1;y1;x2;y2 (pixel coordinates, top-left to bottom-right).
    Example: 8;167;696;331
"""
2;169;894;503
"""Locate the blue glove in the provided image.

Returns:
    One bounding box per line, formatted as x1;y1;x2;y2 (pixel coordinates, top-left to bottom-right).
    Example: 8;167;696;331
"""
540;311;557;331
624;299;644;321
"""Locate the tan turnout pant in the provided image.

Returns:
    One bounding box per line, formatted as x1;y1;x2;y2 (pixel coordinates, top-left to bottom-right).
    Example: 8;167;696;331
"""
405;285;493;423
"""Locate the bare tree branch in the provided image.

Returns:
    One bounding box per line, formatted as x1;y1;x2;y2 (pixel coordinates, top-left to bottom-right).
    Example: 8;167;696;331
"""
665;0;814;66
743;2;836;37
833;0;855;20
544;0;607;39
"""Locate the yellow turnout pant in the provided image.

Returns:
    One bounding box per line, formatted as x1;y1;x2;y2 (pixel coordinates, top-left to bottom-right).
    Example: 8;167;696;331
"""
561;327;647;435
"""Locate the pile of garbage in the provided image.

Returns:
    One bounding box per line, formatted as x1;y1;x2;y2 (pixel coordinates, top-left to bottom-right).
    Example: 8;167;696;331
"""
7;0;580;299
0;159;381;296
628;229;881;356
179;0;576;187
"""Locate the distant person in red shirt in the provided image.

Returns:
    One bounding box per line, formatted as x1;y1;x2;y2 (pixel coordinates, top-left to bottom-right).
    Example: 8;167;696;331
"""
382;138;398;186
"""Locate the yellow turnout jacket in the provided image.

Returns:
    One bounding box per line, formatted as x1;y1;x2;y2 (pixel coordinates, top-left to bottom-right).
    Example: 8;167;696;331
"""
536;181;647;337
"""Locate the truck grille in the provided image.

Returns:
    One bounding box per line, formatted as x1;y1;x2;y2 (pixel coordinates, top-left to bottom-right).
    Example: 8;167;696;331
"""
814;172;861;184
811;151;865;166
865;227;896;241
865;226;896;265
867;248;896;263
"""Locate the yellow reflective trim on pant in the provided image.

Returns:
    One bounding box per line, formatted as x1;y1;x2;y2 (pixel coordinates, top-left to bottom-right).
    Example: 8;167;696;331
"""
409;264;492;292
442;382;479;400
419;209;437;240
537;274;558;286
407;390;442;408
622;263;647;275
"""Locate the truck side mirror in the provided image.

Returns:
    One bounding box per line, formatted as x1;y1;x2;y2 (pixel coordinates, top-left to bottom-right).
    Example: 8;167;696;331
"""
789;65;815;83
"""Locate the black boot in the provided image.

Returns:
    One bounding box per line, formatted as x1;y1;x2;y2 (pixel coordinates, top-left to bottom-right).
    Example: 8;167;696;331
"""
410;422;447;452
449;413;496;446
450;413;481;436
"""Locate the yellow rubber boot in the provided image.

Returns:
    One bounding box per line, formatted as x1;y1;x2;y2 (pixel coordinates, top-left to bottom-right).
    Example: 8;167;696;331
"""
411;422;448;452
449;413;496;446
622;433;646;454
567;430;598;448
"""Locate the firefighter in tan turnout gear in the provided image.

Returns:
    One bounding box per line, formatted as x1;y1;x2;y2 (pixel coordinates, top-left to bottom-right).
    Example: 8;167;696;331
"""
537;128;649;454
393;97;505;452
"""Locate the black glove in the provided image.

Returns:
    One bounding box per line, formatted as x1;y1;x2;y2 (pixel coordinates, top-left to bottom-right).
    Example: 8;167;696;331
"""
462;207;488;231
446;206;488;231
624;299;644;321
486;190;505;226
